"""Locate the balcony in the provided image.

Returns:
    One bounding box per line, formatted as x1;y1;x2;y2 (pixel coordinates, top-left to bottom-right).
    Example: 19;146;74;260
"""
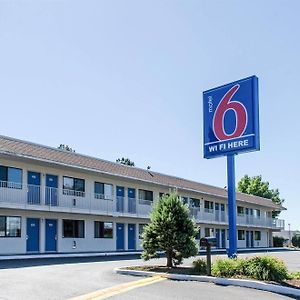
188;207;284;230
0;181;153;218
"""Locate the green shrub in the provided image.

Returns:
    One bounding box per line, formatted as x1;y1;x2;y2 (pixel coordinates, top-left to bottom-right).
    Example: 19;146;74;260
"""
273;236;286;247
211;258;245;278
243;256;289;282
292;235;300;248
290;271;300;279
193;259;207;275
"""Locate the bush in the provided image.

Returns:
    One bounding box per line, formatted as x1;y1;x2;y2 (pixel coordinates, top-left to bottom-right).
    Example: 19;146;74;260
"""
289;271;300;279
211;258;245;278
210;256;289;282
273;236;285;247
243;256;289;282
292;235;300;248
193;259;207;275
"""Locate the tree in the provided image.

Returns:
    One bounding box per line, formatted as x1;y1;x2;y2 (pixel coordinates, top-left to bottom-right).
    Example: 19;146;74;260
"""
57;144;75;152
273;236;286;247
116;157;135;166
292;235;300;248
237;175;284;217
141;192;198;268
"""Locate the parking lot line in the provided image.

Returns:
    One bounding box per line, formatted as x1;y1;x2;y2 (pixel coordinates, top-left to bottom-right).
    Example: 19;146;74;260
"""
69;275;166;300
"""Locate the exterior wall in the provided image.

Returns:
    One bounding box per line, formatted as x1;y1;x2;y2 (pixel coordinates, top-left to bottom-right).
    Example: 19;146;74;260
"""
0;208;148;255
0;157;282;255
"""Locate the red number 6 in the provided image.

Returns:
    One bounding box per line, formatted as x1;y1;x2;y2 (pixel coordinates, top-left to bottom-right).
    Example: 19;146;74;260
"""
213;84;247;141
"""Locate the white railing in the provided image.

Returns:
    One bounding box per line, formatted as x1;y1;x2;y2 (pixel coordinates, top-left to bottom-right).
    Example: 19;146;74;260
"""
189;207;284;229
0;182;153;218
0;181;284;228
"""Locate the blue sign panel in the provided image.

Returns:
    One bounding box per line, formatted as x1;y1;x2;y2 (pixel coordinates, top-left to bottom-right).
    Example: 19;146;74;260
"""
203;76;260;159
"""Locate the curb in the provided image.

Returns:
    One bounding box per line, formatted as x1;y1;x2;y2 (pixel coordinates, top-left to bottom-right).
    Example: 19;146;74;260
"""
0;251;142;261
115;267;300;298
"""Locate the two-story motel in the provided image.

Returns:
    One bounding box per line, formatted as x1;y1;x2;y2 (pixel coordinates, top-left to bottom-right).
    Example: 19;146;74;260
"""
0;135;285;255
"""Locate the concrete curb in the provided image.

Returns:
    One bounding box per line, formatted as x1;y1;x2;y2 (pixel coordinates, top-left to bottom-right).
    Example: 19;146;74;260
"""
0;248;296;261
0;251;142;261
115;267;300;298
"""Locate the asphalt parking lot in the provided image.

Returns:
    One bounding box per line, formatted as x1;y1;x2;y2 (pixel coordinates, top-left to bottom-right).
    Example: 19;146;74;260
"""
0;250;299;300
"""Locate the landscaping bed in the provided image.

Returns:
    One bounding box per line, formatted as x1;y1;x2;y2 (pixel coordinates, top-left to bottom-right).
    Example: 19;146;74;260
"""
124;256;300;290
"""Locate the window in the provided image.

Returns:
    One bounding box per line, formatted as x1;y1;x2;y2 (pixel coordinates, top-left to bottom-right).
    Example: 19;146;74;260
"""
237;206;244;215
138;189;153;205
181;197;189;205
204;200;213;213
190;198;200;208
0;216;21;237
205;227;214;237
94;221;113;238
139;224;146;239
253;209;261;218
238;230;245;240
0;166;22;189
254;231;261;240
94;182;113;200
62;220;84;238
63;177;85;197
159;192;169;198
195;227;201;240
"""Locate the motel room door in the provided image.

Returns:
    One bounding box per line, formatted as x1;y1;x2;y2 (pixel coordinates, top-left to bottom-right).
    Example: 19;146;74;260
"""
26;218;40;252
45;219;57;252
128;224;136;250
116;223;125;250
27;171;41;204
45;174;58;206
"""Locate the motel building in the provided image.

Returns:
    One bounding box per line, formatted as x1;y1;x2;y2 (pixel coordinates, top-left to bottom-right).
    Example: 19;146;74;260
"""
0;135;285;255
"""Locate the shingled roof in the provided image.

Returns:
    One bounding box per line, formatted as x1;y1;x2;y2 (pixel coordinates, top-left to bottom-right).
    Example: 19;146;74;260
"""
0;135;284;210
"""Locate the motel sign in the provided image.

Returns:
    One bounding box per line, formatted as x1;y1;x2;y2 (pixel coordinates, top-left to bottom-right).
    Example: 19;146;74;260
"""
203;76;260;159
203;76;260;257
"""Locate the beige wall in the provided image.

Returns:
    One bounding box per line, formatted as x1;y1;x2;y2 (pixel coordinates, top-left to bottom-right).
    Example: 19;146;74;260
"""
0;157;274;254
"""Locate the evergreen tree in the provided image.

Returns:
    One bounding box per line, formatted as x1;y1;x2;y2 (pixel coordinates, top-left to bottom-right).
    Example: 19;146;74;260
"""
141;192;198;267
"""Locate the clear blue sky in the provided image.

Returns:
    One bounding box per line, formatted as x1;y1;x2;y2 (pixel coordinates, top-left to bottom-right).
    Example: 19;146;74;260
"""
0;1;299;230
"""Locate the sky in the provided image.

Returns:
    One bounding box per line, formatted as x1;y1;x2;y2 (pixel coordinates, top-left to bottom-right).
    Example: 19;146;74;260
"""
0;0;299;230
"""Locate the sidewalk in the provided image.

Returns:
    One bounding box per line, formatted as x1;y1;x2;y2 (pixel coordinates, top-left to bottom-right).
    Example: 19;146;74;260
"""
0;247;293;261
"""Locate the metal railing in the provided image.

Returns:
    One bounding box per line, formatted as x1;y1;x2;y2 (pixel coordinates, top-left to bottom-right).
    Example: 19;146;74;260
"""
189;206;284;229
0;181;284;229
0;182;153;218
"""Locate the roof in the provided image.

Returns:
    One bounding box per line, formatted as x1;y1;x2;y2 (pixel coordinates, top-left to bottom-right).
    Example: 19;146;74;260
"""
0;135;284;210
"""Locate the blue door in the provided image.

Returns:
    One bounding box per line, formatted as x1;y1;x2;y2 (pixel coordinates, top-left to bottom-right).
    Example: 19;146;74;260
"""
116;186;124;212
128;224;136;250
45;174;58;206
26;218;40;252
128;188;136;213
220;204;225;221
116;223;125;250
215;203;219;221
246;231;250;248
45;219;57;252
250;231;254;247
221;229;226;248
27;171;41;204
215;229;220;248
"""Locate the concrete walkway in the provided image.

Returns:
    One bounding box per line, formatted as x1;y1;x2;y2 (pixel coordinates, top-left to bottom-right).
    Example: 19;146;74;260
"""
0;247;293;261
